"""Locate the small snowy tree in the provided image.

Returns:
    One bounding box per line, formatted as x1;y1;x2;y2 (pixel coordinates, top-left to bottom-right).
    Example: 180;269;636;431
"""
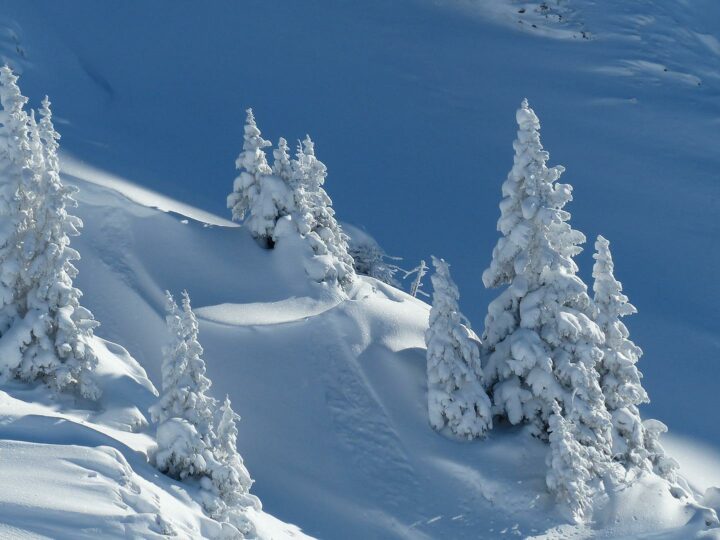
642;419;679;483
227;109;291;247
426;256;491;439
211;395;261;511
546;401;595;523
290;136;355;287
592;235;650;473
481;100;613;473
151;291;216;479
272;137;294;184
14;96;100;399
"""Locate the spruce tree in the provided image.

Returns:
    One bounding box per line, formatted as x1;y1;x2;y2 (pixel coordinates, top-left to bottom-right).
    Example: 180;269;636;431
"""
0;66;33;334
227;109;291;246
16;97;100;399
212;395;260;511
592;235;649;472
426;256;491;439
481;100;613;473
290;136;354;287
151;291;216;479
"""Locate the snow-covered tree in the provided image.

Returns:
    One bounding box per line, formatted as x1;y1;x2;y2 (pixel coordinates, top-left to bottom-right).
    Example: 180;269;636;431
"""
151;291;217;480
0;65;33;335
426;256;491;439
227;109;291;247
151;291;216;443
481;100;613;470
407;259;428;298
546;401;595;523
211;395;261;511
13;96;100;399
289;136;355;287
592;235;650;473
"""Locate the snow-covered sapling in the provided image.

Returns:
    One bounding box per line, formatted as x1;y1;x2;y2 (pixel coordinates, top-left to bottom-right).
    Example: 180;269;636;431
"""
406;259;429;298
426;256;492;439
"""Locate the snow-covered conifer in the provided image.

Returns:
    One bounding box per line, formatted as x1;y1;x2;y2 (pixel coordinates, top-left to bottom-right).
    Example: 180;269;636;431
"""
14;96;100;399
642;419;679;483
290;136;355;287
211;395;260;511
546;401;594;523
227;109;291;246
426;256;491;439
0;65;33;334
151;291;215;443
481;100;613;470
592;235;650;472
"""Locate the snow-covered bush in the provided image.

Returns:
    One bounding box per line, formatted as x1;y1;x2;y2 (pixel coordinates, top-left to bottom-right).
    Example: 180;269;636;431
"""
426;256;491;439
481;100;613;471
227;109;293;247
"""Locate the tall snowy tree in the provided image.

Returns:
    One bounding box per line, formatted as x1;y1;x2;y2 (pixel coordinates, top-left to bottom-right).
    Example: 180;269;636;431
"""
0;65;33;335
227;109;291;247
290;136;355;287
592;235;649;473
426;256;491;439
481;100;613;472
546;401;595;523
14;97;101;399
151;291;216;479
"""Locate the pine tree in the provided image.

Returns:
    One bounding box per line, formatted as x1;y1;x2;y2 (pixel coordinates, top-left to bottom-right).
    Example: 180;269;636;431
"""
426;256;492;439
0;65;33;335
151;291;216;479
592;235;649;472
211;395;261;511
546;401;594;523
227;109;291;246
290;136;355;287
348;238;400;287
481;100;613;472
151;291;216;440
408;259;428;298
14;97;100;399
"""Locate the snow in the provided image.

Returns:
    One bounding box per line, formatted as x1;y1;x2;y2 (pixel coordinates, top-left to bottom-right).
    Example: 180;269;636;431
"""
0;0;718;538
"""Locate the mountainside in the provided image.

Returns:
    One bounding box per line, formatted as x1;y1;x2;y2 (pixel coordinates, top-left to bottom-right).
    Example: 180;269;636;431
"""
0;0;718;538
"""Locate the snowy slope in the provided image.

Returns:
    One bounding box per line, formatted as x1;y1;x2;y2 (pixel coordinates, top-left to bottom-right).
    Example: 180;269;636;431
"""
1;159;712;539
